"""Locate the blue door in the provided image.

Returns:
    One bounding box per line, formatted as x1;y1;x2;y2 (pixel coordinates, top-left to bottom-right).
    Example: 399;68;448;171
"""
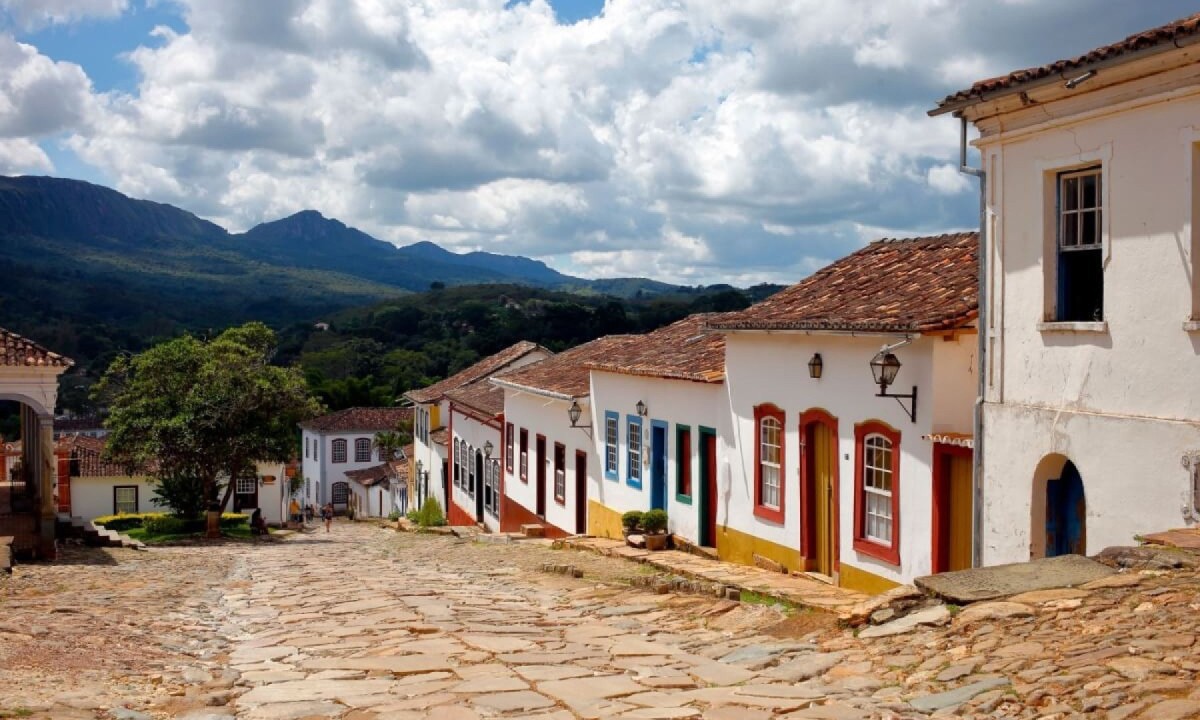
650;422;668;511
1046;461;1086;557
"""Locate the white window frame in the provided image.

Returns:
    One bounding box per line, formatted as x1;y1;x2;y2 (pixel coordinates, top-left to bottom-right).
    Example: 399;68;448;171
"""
862;434;894;545
759;417;781;510
236;477;257;495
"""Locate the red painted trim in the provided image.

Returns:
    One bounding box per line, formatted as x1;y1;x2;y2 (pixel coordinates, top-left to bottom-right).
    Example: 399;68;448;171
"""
498;413;506;526
504;422;515;474
447;494;476;526
553;442;566;506
499;492;570;538
56;454;72;514
519;428;529;482
930;442;973;573
852;419;902;566
451;404;502;429
798;408;839;573
753;403;786;524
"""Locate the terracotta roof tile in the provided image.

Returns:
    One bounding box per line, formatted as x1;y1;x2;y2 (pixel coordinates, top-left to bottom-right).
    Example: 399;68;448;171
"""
299;406;413;433
345;459;409;487
446;378;507;418
429;427;448;446
934;13;1200;112
405;341;549;404
585;314;727;384
492;335;640;399
58;434;153;477
709;233;978;333
0;327;73;368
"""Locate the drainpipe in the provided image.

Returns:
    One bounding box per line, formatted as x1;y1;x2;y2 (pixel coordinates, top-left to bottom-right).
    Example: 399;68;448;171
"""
958;115;987;569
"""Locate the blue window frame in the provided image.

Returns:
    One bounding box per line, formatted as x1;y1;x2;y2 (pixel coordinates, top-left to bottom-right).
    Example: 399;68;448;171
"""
604;411;619;480
626;415;643;489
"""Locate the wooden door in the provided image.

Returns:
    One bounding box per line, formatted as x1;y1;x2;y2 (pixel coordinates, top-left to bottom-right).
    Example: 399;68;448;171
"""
1047;461;1086;557
650;423;667;511
946;454;973;571
701;430;717;547
574;450;587;534
535;435;547;517
810;422;835;577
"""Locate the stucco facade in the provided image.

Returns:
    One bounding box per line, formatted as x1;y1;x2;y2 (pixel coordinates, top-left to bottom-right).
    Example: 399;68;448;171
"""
300;429;388;511
447;405;503;531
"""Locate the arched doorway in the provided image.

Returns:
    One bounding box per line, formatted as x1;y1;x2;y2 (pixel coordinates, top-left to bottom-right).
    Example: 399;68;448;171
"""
1046;461;1086;557
331;481;350;513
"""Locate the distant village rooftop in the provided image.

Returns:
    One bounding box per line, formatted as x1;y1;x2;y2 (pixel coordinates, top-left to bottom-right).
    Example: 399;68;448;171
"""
932;12;1200;114
0;327;73;368
405;340;550;404
299;406;413;433
708;233;978;334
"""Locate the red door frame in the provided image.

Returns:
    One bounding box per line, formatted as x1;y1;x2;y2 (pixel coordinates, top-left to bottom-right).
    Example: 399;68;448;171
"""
931;442;974;573
574;450;587;533
798;408;839;573
535;434;547;517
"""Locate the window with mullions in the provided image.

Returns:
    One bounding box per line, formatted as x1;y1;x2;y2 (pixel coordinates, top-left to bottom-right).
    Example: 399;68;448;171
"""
332;439;347;464
627;417;642;487
604;412;619;480
354;438;371;463
1057;167;1103;322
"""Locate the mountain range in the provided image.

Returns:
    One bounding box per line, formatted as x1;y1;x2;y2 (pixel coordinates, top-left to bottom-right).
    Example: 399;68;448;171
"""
0;176;690;370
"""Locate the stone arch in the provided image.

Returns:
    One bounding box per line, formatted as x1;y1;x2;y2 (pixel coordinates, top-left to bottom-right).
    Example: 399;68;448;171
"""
1030;454;1087;558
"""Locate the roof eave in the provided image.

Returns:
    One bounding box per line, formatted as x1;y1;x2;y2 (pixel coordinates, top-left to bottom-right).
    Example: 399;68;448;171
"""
490;377;582;403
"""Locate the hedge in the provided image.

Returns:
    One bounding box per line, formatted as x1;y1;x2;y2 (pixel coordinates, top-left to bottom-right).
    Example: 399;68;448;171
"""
92;512;249;533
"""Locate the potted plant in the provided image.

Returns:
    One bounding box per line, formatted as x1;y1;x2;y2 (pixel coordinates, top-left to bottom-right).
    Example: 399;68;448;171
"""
621;510;644;538
641;509;669;551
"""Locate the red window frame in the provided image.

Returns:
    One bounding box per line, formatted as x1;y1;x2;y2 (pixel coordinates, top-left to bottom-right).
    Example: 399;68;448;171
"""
519;428;529;482
505;422;515;473
753;403;786;524
852;420;902;565
676;426;692;498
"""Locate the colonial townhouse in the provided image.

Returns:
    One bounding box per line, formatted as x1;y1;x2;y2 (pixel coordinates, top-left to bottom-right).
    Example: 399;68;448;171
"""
490;335;636;537
931;13;1200;562
584;315;726;548
343;448;410;520
445;379;505;531
708;234;979;593
404;341;550;516
299;406;412;513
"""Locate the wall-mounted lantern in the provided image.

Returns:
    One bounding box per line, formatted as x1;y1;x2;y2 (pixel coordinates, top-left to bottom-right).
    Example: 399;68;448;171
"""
869;345;918;423
808;353;823;379
567;399;593;438
635;400;648;417
483;440;494;458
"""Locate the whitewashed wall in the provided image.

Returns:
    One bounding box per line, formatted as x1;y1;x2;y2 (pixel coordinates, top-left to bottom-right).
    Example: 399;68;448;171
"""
301;429;388;509
449;408;503;531
978;86;1200;561
71;476;160;519
722;331;975;585
348;480;397;518
588;372;725;544
253;461;289;526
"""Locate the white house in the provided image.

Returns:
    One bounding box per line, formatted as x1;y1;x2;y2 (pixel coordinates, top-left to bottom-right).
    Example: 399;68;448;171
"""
583;315;727;547
445;380;506;531
299;407;412;514
56;434;159;520
491;335;635;537
344;454;410;519
405;341;550;518
708;234;979;594
931;13;1200;563
0;327;72;558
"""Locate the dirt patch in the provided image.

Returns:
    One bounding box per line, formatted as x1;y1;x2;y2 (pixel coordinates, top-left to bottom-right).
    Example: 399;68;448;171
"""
760;609;840;639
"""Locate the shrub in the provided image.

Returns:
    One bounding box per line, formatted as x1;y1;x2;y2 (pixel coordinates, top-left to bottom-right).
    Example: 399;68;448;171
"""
142;514;187;536
219;513;249;528
388;510;402;521
92;513;152;531
414;496;446;527
621;510;644;532
406;508;420;523
641;509;668;534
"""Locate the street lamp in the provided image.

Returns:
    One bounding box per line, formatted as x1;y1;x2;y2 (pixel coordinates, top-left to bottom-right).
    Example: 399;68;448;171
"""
635;400;648;417
566;399;592;437
869;348;917;423
483;440;494;458
808;353;823;379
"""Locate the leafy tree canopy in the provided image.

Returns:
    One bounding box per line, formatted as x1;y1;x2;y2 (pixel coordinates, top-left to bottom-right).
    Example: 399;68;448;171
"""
95;322;323;517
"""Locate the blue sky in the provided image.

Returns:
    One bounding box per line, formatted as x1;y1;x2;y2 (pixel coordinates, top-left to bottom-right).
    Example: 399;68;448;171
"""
0;1;1195;285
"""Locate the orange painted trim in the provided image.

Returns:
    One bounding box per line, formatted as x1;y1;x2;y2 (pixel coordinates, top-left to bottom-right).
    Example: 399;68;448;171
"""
753;403;786;524
852;419;902;566
798;407;839;573
499;492;569;538
451;403;502;429
931;442;973;573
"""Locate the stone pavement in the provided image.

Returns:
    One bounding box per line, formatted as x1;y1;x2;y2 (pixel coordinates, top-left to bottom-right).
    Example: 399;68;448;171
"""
3;521;1200;719
560;537;867;614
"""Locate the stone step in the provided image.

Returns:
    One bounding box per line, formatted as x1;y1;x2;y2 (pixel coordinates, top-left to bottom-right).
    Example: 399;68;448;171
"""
520;524;545;538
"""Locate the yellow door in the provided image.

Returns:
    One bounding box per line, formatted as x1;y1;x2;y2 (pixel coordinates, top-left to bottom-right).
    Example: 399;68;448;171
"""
947;455;973;572
812;424;834;576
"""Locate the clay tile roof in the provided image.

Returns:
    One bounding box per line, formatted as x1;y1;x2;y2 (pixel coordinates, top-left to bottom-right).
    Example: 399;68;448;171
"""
492;335;640;399
405;340;550;404
933;13;1200;113
709;233;978;334
429;427;448;446
346;456;411;487
446;378;506;418
0;327;73;368
586;314;727;384
58;434;153;476
299;406;413;433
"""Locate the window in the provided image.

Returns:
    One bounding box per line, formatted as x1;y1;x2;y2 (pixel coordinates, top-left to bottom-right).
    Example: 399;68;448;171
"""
505;423;515;473
753;404;785;523
519;428;529;482
236;477;257;495
676;425;692;502
1056;167;1104;322
485;459;501;517
453;438;461;488
853;421;901;565
554;442;566;504
305;437;309;459
355;438;371;463
604;411;619;480
332;439;347;464
113;485;138;514
626;416;642;488
467;445;475;498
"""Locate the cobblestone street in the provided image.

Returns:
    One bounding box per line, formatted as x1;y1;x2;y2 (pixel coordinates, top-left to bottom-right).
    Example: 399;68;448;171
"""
2;522;1200;719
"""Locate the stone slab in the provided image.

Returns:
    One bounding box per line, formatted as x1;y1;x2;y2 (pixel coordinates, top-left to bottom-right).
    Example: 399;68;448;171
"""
913;555;1114;604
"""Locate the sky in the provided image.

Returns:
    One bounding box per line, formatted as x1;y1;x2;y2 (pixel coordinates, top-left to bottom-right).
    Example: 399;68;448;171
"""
0;1;1194;286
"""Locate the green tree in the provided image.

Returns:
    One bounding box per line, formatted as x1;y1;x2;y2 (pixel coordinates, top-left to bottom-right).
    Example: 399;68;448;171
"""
95;322;323;521
372;429;406;463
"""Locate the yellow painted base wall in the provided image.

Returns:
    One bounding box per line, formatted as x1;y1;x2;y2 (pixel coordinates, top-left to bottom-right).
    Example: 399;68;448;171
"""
588;500;624;540
715;524;803;573
839;563;900;595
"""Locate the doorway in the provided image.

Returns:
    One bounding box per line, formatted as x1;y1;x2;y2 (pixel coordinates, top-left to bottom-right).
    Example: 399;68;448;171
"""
474;450;484;522
800;410;838;577
575;450;587;533
932;444;973;573
535;434;547;517
698;427;718;548
1046;461;1086;556
650;421;668;511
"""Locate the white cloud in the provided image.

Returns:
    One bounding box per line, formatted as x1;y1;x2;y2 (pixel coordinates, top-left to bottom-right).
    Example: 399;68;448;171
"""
0;35;96;138
16;0;1197;284
0;0;128;31
0;136;52;173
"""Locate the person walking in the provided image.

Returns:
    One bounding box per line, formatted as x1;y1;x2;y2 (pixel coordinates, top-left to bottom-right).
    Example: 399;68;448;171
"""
321;502;334;533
